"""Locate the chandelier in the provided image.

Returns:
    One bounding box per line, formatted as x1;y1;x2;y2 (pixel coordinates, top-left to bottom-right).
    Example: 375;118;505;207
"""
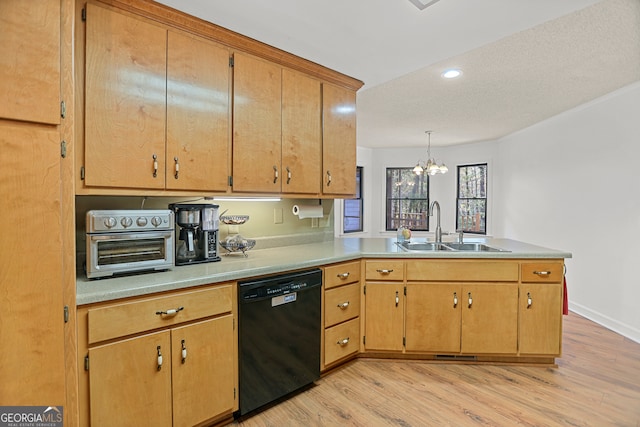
413;131;448;175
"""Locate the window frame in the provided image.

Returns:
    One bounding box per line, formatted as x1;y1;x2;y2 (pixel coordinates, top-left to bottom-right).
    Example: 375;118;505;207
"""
456;163;488;235
385;167;430;231
343;166;363;233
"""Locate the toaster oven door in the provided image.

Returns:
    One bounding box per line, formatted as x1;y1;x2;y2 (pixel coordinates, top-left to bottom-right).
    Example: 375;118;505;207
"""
86;231;174;278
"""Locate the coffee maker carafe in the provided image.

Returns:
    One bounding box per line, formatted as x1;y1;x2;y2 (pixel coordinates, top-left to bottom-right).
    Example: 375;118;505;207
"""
169;203;221;265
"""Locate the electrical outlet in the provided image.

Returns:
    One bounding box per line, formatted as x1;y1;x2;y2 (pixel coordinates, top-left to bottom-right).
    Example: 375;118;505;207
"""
319;215;330;228
311;218;319;228
273;208;283;224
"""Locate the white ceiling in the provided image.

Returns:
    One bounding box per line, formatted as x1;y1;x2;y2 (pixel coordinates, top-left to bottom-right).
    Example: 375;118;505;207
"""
155;0;640;148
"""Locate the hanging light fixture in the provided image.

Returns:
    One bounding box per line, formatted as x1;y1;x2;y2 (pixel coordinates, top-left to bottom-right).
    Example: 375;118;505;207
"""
413;131;448;175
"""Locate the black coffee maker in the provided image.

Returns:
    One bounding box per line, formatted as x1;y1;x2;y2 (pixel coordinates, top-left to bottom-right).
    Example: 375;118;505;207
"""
169;203;221;265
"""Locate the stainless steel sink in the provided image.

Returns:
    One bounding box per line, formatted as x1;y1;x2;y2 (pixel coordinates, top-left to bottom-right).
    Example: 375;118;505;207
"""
397;241;510;252
397;241;453;251
443;242;510;252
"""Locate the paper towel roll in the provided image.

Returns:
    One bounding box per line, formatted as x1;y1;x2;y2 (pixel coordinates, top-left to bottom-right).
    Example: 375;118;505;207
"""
292;204;323;219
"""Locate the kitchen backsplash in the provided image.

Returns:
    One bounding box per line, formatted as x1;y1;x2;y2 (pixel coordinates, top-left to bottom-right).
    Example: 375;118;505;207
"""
75;195;334;267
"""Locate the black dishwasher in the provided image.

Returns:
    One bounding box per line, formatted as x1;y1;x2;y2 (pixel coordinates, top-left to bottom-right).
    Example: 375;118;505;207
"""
237;268;322;417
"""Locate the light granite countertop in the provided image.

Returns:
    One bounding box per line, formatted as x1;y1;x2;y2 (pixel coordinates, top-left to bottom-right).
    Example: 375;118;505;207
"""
76;237;572;305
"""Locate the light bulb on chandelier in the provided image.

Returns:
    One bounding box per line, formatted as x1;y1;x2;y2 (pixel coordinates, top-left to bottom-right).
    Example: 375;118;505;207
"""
413;131;448;175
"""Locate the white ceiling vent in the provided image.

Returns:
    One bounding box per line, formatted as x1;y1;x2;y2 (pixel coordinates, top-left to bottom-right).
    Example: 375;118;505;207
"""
408;0;441;10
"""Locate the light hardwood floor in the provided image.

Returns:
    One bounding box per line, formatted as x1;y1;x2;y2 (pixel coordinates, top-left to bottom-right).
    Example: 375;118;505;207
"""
233;313;640;426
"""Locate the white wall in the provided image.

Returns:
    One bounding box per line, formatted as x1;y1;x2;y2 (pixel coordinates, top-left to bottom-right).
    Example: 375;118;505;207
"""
495;81;640;342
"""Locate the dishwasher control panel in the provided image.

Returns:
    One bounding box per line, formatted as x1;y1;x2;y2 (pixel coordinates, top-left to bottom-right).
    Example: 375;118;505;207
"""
241;280;312;300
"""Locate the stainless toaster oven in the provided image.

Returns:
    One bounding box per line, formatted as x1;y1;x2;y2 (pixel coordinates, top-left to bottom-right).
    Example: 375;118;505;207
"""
86;210;175;279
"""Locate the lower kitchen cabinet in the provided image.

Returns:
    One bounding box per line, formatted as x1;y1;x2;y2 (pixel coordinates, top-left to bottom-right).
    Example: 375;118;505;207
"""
405;283;462;353
78;283;237;427
322;261;361;370
519;261;564;355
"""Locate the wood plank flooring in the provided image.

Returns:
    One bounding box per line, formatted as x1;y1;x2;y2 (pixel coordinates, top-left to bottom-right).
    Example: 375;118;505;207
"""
233;313;640;426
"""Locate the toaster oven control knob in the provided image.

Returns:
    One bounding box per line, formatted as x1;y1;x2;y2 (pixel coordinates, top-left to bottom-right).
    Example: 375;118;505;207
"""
121;217;133;228
151;216;162;227
104;217;117;229
136;217;148;227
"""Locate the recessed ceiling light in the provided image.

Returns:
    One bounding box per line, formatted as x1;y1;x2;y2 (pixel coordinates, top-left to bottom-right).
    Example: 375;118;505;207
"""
442;69;462;79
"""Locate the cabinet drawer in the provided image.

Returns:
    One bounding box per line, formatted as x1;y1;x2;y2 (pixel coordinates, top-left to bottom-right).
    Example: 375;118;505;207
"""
87;284;233;344
406;260;518;282
365;260;404;281
324;261;360;289
521;262;564;283
324;318;360;367
325;283;360;328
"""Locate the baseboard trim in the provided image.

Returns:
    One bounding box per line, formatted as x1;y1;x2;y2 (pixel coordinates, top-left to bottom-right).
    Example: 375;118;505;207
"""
569;302;640;344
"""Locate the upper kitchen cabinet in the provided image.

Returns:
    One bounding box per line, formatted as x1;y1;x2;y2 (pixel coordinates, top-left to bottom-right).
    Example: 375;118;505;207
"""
0;0;60;125
322;83;357;197
232;52;283;193
81;2;230;193
281;69;322;195
232;54;322;195
166;31;230;192
84;2;167;190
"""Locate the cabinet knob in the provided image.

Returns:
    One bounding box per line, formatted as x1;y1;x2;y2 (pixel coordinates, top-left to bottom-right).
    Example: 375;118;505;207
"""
527;292;533;308
273;165;279;184
376;269;393;274
181;339;187;364
155;306;184;316
453;292;458;308
337;272;350;279
286;166;291;184
174;157;179;179
395;291;399;307
468;292;473;308
326;170;332;186
533;270;551;276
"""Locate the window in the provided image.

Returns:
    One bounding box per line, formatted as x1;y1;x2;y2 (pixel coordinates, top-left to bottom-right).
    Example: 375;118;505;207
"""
386;168;429;231
456;163;487;234
343;167;363;233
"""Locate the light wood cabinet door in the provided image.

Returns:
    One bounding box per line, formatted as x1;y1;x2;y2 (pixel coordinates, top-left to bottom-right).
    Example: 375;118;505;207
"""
84;3;167;189
232;52;282;192
0;0;60;124
89;331;173;427
172;315;235;427
519;283;562;355
282;68;321;194
461;284;518;354
364;283;404;351
0;121;65;405
405;283;461;353
322;83;356;196
166;31;230;192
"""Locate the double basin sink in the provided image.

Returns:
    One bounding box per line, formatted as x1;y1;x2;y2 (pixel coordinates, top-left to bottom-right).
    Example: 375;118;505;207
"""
397;241;510;252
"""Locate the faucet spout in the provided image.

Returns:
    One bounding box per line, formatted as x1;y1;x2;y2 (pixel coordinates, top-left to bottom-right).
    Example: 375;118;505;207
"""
429;201;442;243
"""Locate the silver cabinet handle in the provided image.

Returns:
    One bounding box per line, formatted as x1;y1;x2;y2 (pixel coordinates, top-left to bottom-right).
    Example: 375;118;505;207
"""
174;156;179;179
468;292;473;308
337;338;350;346
337;301;350;310
155;306;184;316
273;165;279;184
376;269;394;274
156;346;163;371
337;272;350;279
453;292;458;307
286;166;291;184
181;339;187;364
533;270;551;276
527;292;533;308
152;153;158;178
326;170;332;186
395;291;399;307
